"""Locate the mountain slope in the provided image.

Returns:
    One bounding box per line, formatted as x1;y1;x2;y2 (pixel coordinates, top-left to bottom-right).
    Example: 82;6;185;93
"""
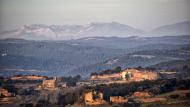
0;22;143;40
149;59;190;71
0;39;126;77
150;20;190;36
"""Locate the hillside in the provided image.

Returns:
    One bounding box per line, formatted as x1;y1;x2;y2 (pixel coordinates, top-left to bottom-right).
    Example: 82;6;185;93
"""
70;46;190;76
71;35;190;49
0;36;190;77
150;20;190;36
149;59;190;71
0;39;125;77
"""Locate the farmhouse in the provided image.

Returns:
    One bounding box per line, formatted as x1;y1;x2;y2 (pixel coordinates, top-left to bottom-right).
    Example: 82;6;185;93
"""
121;69;158;81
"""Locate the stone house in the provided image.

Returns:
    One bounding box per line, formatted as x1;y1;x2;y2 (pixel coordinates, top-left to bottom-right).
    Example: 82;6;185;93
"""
38;77;57;90
0;88;12;97
84;91;104;105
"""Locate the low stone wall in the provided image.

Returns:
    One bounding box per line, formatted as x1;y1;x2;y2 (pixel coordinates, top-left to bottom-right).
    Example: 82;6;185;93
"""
133;91;151;98
110;96;128;103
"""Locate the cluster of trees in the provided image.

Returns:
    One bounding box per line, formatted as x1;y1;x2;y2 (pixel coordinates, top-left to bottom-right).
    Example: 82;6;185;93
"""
60;75;81;86
0;77;17;95
57;92;80;106
30;89;83;107
90;66;122;76
17;88;37;96
0;76;4;87
7;79;42;84
18;87;83;107
2;84;18;95
182;65;190;72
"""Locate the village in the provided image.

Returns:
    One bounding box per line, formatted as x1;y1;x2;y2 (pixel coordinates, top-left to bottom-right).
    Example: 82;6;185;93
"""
0;67;190;107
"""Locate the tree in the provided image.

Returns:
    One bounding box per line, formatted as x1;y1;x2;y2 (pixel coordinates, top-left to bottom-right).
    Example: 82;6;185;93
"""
0;76;3;87
115;66;121;73
125;73;130;80
3;84;17;94
136;66;143;70
90;72;98;76
74;75;81;81
183;65;188;72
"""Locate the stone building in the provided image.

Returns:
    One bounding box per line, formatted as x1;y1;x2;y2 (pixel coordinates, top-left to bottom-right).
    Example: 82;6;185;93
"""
38;77;57;90
0;88;12;97
121;69;158;81
57;82;67;88
84;91;104;105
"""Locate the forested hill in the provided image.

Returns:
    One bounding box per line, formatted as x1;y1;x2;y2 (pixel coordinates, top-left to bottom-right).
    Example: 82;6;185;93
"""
0;35;190;77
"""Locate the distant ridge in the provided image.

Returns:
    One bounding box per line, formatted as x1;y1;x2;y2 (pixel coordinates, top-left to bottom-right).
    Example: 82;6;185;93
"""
150;20;190;36
1;21;190;40
0;22;143;40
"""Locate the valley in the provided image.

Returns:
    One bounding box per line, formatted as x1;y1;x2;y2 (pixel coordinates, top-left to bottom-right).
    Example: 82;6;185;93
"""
0;35;190;77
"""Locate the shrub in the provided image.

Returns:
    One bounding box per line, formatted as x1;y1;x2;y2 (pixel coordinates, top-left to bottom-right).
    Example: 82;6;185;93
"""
169;94;179;99
185;93;190;99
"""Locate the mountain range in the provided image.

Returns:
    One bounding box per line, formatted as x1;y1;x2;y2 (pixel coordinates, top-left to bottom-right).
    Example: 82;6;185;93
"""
0;22;143;40
0;20;190;40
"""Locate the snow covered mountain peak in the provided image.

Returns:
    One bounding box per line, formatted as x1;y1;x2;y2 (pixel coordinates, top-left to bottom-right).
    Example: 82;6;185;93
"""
0;22;143;40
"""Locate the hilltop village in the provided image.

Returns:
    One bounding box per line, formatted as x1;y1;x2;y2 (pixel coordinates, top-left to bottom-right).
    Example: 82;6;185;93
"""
0;67;190;107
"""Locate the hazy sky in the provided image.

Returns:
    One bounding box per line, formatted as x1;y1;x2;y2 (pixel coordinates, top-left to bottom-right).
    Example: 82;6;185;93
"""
0;0;190;32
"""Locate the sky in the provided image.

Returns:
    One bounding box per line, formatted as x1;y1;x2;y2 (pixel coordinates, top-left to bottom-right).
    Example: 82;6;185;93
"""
0;0;190;32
